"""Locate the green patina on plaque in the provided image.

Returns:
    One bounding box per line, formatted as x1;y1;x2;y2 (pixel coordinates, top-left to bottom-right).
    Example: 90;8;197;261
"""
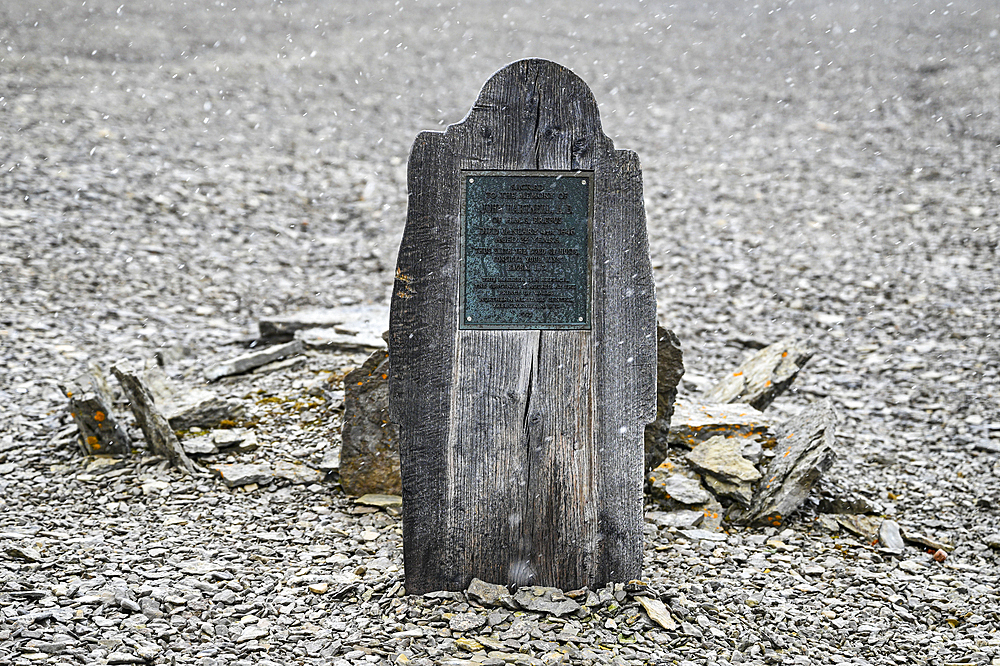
461;171;592;329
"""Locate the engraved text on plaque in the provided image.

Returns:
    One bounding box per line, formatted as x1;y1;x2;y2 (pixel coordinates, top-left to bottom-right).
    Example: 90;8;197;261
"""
461;171;592;329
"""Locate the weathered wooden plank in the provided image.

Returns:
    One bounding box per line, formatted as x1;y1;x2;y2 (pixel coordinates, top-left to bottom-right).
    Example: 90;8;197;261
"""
388;131;461;591
593;148;658;583
390;59;655;593
448;329;535;586
524;329;596;589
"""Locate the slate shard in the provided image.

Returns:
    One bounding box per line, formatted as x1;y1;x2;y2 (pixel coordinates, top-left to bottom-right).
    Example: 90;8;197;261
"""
141;361;242;430
648;469;711;506
204;340;303;382
512;586;582;617
703;338;812;411
61;370;131;456
739;399;838;526
878;519;905;553
111;360;199;475
668;400;776;450
258;304;388;342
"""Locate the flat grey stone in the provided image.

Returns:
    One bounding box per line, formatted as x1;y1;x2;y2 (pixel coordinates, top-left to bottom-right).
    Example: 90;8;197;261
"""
512;586;581;617
703;473;754;507
355;493;402;509
204;340;303;381
4;544;42;561
142;362;242;430
739;399;837;527
648;470;711;504
258;305;388;340
703;338;812;411
636;596;677;631
209;463;273;488
449;613;487;632
900;529;955;552
647;509;703;529
669;400;776;450
27;639;75;654
678;528;728;542
686;435;762;484
467;578;513;608
878;519;905;552
317;450;340;473
252;354;309;375
272;461;325;485
295;327;385;352
181;435;217;455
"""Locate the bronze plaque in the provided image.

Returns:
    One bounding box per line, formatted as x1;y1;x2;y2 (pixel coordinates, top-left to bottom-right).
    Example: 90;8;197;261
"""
461;171;592;329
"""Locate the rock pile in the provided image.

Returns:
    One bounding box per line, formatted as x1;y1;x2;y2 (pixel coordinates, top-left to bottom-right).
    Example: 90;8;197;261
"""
647;339;844;531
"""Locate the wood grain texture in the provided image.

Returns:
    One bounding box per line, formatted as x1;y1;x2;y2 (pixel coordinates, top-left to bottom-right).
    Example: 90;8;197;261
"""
390;59;655;593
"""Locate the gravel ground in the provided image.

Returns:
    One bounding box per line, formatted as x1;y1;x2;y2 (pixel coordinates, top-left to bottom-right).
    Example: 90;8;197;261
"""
2;1;999;665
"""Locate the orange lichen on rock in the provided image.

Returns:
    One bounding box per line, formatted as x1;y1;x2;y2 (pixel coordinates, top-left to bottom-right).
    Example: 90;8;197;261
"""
94;411;106;422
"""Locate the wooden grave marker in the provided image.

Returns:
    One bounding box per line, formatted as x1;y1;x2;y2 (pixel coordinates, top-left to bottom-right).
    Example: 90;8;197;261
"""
389;59;656;593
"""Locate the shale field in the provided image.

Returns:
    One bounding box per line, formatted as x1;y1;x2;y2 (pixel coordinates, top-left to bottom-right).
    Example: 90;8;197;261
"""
1;1;999;665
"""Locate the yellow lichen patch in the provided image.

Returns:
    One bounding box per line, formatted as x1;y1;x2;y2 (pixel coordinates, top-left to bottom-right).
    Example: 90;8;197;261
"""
87;436;98;447
395;268;416;299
